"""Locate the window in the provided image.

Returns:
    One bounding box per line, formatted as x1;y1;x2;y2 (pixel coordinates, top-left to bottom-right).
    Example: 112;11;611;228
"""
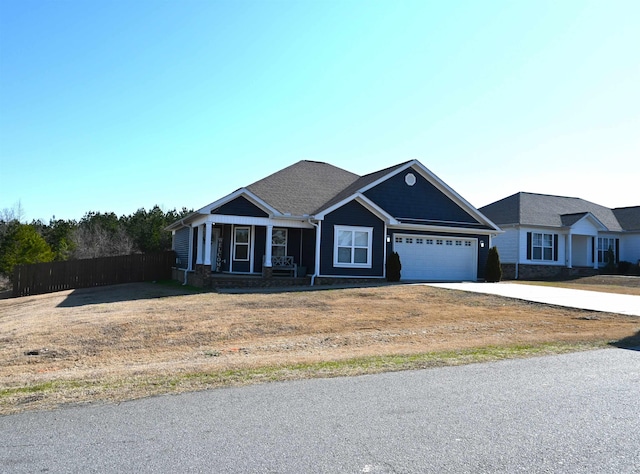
464;241;472;247
395;236;402;243
436;239;443;245
233;227;250;261
406;238;413;244
272;228;287;257
334;226;373;268
455;240;462;246
426;239;433;245
597;237;617;264
416;238;424;244
532;232;553;261
446;240;453;246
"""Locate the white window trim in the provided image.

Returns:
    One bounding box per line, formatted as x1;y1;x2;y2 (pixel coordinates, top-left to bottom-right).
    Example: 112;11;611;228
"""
233;226;251;262
532;232;554;261
597;237;616;264
333;225;373;269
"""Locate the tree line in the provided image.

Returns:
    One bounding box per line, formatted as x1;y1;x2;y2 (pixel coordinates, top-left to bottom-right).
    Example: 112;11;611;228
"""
0;203;192;279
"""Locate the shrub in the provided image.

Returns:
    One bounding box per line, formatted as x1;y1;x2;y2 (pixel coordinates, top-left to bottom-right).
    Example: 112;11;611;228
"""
485;246;502;282
618;261;640;276
386;251;402;282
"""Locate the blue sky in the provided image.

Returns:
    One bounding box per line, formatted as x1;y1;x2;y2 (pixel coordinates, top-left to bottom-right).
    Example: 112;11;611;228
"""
1;0;638;222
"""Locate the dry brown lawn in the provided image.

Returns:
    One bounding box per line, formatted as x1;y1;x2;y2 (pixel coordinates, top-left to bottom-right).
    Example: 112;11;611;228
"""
1;276;639;414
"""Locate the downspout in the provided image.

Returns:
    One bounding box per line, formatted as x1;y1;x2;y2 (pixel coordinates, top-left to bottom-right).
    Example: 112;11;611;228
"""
515;228;520;280
308;218;321;286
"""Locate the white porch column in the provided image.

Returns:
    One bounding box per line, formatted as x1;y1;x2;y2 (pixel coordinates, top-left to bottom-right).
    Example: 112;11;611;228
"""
264;224;273;267
566;232;573;268
196;224;204;265
594;235;599;269
204;221;213;266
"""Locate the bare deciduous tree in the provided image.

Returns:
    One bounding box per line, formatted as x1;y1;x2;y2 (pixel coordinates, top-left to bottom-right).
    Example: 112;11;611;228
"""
71;224;137;259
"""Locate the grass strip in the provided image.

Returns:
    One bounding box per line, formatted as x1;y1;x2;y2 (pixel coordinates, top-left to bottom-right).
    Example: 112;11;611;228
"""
0;341;610;415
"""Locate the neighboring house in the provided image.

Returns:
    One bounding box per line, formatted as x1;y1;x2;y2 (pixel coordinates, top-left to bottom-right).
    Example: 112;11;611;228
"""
166;160;501;287
479;192;640;279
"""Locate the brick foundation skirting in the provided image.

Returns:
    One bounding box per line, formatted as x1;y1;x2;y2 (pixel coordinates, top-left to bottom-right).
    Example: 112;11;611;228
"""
171;268;386;290
501;264;598;280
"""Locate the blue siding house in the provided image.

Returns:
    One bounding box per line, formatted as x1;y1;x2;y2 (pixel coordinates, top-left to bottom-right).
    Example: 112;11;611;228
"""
166;160;501;285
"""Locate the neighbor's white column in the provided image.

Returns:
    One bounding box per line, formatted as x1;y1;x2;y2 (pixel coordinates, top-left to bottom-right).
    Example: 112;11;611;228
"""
566;232;573;268
594;235;599;269
204;221;212;266
264;224;273;267
196;224;204;265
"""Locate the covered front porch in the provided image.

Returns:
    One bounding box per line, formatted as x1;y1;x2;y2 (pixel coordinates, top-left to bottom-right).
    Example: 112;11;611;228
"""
187;214;317;280
562;212;616;271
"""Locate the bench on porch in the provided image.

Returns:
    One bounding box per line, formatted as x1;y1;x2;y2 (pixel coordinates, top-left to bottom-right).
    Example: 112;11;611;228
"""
263;255;297;277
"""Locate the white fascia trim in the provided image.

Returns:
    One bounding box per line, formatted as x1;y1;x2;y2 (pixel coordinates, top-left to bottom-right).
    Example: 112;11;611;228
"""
197;188;280;217
206;215;314;228
165;212;200;231
314;193;398;224
569;213;609;232
387;223;496;236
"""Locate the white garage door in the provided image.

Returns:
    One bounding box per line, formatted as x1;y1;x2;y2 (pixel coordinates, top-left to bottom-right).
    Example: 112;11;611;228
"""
393;234;477;281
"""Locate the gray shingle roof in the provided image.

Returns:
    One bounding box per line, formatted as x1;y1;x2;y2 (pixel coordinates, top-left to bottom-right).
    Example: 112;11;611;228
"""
245;160;359;216
613;206;640;231
313;161;411;213
479;192;638;231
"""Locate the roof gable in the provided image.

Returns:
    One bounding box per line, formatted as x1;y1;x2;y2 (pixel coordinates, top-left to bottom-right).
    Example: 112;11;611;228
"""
363;166;487;227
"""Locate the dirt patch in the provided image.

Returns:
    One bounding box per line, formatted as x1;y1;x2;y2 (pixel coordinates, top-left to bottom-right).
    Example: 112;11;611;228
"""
1;280;638;414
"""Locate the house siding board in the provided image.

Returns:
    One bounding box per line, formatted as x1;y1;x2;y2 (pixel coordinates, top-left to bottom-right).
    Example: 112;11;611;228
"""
490;229;518;264
363;171;481;225
520;228;564;266
571;218;599;236
171;227;190;269
214;196;269;218
287;228;302;266
320;200;385;277
620;233;640;263
254;226;266;273
302;228;316;274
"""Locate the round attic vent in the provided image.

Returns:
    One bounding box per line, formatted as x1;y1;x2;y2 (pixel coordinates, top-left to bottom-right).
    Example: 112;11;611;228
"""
405;173;416;186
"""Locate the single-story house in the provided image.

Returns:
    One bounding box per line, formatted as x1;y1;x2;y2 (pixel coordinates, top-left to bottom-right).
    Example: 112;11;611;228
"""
166;159;501;287
479;192;640;279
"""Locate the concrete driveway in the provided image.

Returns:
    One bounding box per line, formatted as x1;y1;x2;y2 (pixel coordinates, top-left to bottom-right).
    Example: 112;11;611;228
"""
427;282;640;317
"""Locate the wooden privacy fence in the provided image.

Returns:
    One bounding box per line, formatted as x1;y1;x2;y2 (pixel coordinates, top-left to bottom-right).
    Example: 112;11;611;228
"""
12;251;177;297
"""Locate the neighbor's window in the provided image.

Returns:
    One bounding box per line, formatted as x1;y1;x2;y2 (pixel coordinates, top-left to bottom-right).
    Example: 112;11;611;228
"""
272;228;287;257
334;226;373;268
233;227;250;261
532;232;553;260
597;237;616;264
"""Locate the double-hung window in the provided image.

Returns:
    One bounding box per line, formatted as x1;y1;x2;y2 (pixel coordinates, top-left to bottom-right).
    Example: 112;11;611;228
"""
334;226;373;268
597;237;616;264
532;232;554;260
233;227;250;261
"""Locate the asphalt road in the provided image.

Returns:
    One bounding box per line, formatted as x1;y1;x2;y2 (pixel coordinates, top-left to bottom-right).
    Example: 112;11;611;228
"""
2;348;639;473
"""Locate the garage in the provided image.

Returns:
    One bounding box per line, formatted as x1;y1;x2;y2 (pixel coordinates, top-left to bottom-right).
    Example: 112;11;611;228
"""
393;234;477;281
